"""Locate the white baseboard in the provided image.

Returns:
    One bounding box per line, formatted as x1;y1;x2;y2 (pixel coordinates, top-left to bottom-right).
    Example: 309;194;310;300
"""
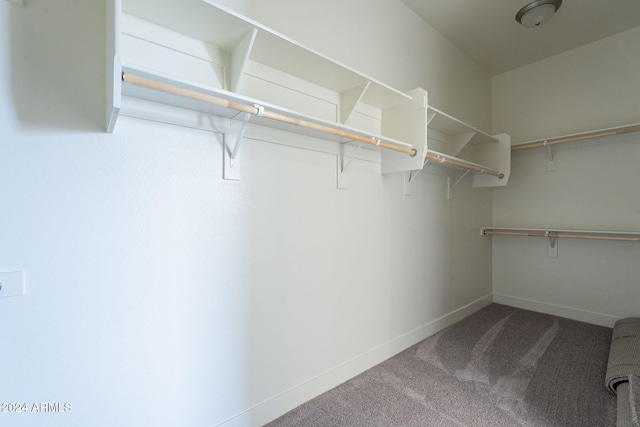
214;293;493;427
493;293;620;328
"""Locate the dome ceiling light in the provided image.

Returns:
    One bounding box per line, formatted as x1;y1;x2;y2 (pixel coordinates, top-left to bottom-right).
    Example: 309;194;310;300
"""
516;0;562;28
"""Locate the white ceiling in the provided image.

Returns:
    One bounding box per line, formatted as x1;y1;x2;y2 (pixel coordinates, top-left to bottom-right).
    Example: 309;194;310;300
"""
400;0;640;75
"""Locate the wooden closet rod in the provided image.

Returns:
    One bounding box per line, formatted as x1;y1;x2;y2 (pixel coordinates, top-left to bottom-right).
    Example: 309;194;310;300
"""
122;73;418;157
511;127;640;151
425;152;504;179
483;230;640;242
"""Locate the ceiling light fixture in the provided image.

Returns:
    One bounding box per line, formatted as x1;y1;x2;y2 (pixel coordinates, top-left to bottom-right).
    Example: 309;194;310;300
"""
516;0;562;28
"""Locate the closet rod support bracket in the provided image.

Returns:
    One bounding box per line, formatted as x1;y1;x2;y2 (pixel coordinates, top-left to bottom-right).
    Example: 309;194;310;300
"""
218;116;246;181
545;231;558;257
220;104;263;181
404;158;430;196
447;170;470;200
543;140;557;171
337;141;364;190
227;103;263;159
341;141;363;175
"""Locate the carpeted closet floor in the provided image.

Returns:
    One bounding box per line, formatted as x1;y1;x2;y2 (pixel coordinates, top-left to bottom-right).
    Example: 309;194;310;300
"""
267;303;616;426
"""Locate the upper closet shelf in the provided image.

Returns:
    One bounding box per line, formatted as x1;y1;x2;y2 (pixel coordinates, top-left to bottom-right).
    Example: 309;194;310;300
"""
424;106;505;182
107;0;427;178
392;93;511;188
106;0;510;185
118;0;410;111
428;106;498;147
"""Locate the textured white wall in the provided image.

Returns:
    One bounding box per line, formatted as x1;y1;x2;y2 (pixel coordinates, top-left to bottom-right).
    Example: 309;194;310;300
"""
0;0;493;426
491;28;640;326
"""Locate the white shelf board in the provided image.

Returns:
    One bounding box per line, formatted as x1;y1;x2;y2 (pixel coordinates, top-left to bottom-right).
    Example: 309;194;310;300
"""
249;30;410;109
123;0;250;51
428;106;497;145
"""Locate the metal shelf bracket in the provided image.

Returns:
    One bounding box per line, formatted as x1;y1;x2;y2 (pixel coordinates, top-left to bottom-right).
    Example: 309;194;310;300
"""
447;170;470;200
545;231;558;257
404;158;429;196
337;140;364;190
217;104;263;181
543;140;556;171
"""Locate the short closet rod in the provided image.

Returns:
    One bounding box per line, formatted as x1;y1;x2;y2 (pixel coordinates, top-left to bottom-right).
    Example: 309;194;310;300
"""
426;151;504;178
512;127;640;151
122;73;418;157
483;230;640;242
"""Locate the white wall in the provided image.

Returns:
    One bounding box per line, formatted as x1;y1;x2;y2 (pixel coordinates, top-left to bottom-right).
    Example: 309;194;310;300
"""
0;1;493;426
493;27;640;144
491;27;640;327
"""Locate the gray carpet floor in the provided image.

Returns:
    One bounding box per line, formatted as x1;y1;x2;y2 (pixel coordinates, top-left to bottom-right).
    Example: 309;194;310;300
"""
267;303;616;426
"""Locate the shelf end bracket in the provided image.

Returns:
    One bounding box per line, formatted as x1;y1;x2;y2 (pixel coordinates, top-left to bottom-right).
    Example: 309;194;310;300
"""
447;170;470;200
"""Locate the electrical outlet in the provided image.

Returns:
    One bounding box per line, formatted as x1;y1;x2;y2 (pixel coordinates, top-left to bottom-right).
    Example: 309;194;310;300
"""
0;271;24;298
